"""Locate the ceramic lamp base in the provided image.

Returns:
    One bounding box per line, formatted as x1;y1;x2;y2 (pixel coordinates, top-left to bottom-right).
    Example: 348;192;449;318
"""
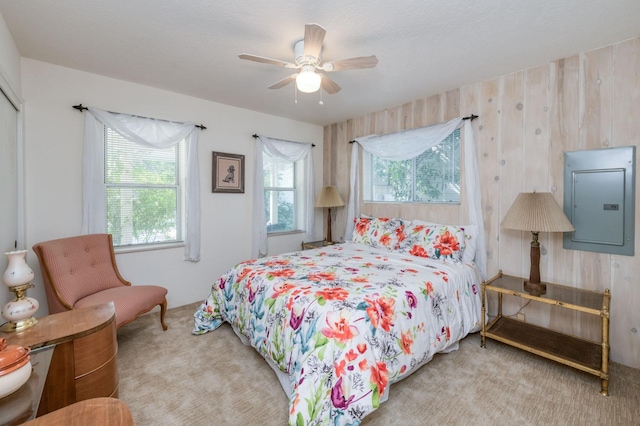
0;317;38;332
1;294;39;332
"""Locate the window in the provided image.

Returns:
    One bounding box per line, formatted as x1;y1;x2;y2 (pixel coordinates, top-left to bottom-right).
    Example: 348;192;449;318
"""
363;128;460;203
104;127;185;247
263;153;305;233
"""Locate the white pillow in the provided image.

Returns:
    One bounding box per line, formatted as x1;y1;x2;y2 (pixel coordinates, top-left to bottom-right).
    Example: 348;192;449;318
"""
460;225;478;263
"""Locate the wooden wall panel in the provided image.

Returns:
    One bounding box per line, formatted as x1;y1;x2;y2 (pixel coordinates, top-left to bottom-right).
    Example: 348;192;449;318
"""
518;65;555;329
610;37;640;368
477;79;501;277
459;84;480;226
498;72;526;279
323;37;640;369
575;47;612;297
497;72;528;316
543;55;587;336
523;64;552;270
425;94;443;125
548;56;581;288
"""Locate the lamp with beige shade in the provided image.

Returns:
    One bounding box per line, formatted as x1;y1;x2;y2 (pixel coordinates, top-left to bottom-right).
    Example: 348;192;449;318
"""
501;191;575;294
315;186;344;243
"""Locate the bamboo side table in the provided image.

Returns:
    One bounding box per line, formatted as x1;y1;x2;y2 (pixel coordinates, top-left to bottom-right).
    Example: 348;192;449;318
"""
481;270;610;396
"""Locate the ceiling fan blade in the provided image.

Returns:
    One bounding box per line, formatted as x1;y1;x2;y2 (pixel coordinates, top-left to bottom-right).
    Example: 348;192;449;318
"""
268;74;298;89
321;75;341;94
303;24;326;60
323;55;379;71
238;53;297;68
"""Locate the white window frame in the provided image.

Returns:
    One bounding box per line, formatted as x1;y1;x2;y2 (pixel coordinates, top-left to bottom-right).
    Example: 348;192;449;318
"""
263;154;305;234
103;126;186;248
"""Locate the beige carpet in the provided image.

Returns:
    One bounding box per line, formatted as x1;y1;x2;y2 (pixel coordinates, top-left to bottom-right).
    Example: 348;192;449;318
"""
116;303;640;425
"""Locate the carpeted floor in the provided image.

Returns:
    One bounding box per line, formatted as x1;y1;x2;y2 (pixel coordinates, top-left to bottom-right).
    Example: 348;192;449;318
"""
116;303;640;425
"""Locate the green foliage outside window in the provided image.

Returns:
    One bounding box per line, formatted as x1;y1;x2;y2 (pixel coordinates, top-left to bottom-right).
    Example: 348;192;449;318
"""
263;154;297;233
105;128;182;246
365;129;460;203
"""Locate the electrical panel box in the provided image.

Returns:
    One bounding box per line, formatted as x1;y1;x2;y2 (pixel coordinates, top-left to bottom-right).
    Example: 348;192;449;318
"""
563;146;635;255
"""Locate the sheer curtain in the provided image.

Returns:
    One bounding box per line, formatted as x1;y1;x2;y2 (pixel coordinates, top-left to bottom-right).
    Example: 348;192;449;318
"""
346;117;487;279
82;107;201;262
252;136;314;258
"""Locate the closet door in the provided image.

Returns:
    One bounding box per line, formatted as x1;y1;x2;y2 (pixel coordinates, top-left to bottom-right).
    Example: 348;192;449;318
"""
0;89;18;283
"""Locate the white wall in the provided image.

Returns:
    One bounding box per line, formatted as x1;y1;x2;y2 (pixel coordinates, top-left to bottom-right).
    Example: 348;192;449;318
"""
0;11;23;318
0;12;21;97
21;58;323;314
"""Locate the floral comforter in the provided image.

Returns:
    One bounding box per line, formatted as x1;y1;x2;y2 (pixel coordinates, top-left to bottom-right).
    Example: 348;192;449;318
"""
193;242;482;425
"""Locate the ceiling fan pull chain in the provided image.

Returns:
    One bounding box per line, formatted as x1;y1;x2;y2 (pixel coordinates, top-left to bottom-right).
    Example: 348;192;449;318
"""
319;88;324;105
294;84;298;104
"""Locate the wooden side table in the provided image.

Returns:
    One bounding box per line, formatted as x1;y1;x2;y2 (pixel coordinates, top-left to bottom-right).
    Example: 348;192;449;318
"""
23;397;133;426
481;270;610;395
0;303;119;417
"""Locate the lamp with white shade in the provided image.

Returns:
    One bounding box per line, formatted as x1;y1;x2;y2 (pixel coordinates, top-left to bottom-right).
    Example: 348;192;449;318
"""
316;186;345;243
501;192;575;294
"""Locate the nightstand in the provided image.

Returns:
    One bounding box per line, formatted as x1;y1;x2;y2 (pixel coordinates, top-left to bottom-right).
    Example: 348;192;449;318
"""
301;240;334;250
0;303;119;416
481;270;611;395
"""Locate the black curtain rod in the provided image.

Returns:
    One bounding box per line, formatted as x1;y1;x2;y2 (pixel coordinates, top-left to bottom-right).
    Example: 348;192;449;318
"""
72;104;207;130
348;114;479;143
252;133;315;147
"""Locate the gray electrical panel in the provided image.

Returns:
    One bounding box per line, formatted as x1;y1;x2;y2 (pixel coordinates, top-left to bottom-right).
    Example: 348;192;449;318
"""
563;146;635;255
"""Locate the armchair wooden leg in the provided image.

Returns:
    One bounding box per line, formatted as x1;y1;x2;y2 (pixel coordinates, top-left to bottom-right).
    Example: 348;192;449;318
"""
159;299;168;331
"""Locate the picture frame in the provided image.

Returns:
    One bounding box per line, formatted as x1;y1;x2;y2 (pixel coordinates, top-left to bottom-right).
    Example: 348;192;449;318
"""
212;151;245;193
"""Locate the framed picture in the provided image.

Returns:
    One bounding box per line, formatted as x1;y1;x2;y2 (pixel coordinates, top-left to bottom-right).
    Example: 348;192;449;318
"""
212;151;245;193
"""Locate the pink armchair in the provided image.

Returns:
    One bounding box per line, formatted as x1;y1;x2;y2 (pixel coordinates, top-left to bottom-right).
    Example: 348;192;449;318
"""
33;234;168;330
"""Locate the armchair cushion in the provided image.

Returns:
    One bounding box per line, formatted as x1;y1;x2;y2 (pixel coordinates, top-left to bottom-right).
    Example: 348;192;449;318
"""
74;285;168;329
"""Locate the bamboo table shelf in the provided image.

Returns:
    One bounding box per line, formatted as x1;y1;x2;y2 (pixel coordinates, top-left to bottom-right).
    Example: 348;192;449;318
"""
480;270;611;396
301;240;335;250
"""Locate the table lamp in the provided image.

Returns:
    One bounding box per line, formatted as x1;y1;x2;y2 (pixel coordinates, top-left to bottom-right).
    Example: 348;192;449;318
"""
1;250;39;332
501;192;575;293
315;186;344;243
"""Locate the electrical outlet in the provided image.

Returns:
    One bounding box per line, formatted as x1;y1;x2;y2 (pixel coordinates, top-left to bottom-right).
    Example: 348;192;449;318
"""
517;313;525;322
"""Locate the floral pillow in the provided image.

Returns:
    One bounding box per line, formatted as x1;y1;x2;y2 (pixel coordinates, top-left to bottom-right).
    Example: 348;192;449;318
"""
399;220;466;262
350;216;409;251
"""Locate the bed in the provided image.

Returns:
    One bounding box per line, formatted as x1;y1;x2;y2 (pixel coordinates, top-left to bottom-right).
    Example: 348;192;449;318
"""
193;217;482;425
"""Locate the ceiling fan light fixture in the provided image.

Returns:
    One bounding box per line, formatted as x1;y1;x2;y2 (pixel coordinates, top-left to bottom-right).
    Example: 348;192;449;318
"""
296;67;321;93
239;24;376;95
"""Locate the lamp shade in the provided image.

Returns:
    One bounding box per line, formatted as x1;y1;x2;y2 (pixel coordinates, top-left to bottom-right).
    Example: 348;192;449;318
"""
501;192;574;232
316;186;345;208
296;67;322;93
2;251;34;288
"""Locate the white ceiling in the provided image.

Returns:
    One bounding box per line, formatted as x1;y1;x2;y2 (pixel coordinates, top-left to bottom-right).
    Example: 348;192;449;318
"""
1;1;639;126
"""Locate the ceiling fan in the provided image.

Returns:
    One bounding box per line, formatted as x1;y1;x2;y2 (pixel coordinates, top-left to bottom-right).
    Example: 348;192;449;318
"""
238;23;378;95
